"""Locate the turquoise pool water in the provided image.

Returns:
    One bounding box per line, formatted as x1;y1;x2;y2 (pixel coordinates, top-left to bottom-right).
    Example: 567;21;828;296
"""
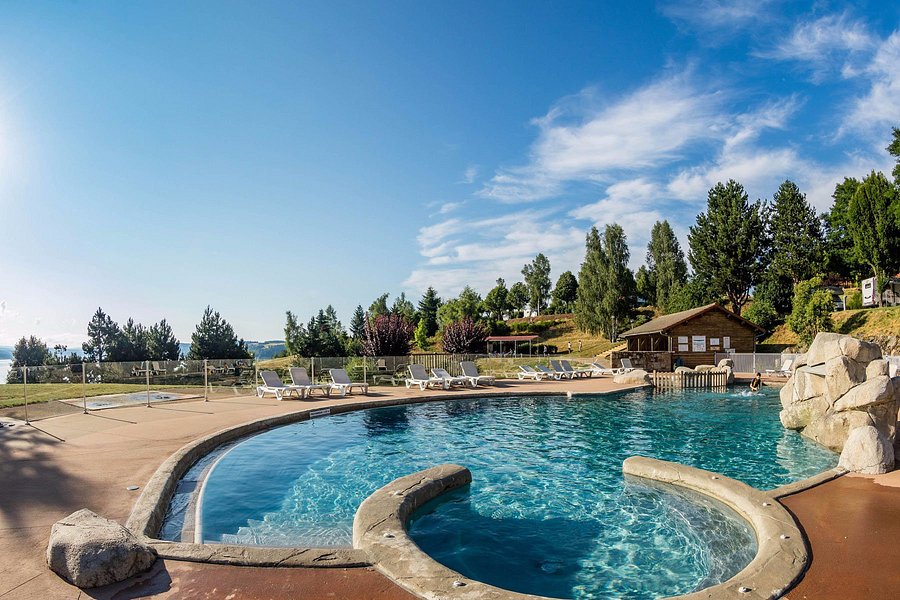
180;387;836;599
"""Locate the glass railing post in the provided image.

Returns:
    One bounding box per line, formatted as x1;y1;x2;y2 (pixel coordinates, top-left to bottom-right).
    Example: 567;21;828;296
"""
146;360;151;407
82;362;87;414
23;367;29;424
204;359;209;402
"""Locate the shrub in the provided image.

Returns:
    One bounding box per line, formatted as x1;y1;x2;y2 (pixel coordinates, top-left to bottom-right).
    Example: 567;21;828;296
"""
846;291;862;310
441;318;489;353
362;313;414;356
786;277;835;348
744;298;780;332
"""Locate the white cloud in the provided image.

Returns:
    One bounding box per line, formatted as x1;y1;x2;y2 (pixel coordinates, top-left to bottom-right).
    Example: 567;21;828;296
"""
661;0;778;33
479;73;726;202
460;165;479;184
843;31;900;134
438;201;463;214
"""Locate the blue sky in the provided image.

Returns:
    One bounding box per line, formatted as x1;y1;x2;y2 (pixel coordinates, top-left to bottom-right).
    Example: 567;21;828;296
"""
0;1;898;347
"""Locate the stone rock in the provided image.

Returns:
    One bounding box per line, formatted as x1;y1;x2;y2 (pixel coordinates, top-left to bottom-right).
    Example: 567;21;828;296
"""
718;365;735;385
792;353;808;371
866;359;889;379
780;378;796;409
47;509;156;588
674;366;693;374
839;336;882;364
694;364;715;372
717;358;734;369
613;369;651;385
865;400;899;442
825;356;866;405
780;396;829;430
803;411;874;453
806;332;846;367
794;367;827;403
838;426;895;474
833;376;895;412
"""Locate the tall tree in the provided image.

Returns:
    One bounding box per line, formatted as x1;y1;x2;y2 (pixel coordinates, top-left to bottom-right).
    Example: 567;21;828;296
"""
114;318;149;362
846;171;900;304
146;319;181;360
521;253;552;315
368;293;390;320
390;293;417;323
284;310;306;356
437;286;483;326
769;180;823;283
786;276;835;348
823;178;865;280
688;180;768;315
575;225;635;340
441;318;489;353
188;306;251;359
349;305;366;340
82;307;121;362
416;287;442;337
646;220;688;312
11;335;51;367
635;265;654;305
507;282;528;318
483;278;510;321
888;126;900;187
549;271;578;314
361;313;414;356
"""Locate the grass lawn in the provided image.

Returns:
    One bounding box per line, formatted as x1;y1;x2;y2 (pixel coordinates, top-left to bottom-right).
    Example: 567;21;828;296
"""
0;383;205;409
759;305;900;351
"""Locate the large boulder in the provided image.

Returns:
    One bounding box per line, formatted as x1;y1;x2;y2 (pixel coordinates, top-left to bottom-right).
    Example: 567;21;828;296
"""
716;365;735;385
717;358;734;369
825;356;866;405
47;509;156;588
793;367;827;403
780;396;829;430
806;333;845;367
803;411;874;453
694;364;715;372
613;369;651;385
833;376;895;412
838;426;895;474
779;378;796;409
674;366;693;374
840;336;882;364
866;359;889;379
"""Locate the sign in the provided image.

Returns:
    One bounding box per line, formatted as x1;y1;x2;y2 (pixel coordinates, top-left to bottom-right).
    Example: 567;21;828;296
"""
723;336;731;349
691;336;706;352
678;344;689;352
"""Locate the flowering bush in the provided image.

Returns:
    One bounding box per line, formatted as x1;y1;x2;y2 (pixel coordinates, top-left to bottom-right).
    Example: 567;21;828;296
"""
441;318;489;353
362;313;414;356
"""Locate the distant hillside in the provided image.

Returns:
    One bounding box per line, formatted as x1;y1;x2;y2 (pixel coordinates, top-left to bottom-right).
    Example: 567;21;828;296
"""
0;347;12;360
177;340;286;359
760;306;900;354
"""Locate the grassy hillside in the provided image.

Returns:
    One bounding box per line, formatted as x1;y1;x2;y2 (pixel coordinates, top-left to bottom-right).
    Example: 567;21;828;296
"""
759;306;900;352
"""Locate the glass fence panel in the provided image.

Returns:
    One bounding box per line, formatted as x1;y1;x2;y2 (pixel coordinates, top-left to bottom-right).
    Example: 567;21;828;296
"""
0;364;84;421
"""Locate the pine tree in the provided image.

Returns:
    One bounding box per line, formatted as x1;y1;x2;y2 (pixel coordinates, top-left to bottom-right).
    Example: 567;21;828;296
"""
368;293;390;319
769;180;823;283
688;180;768;315
823;178;865;280
82;307;121;362
284;310;307;356
575;225;635;339
575;227;605;335
887;126;900;187
646;220;687;312
146;319;181;360
521;254;552;315
188;306;250;359
114;318;149;362
390;293;417;323
416;288;441;337
847;171;900;304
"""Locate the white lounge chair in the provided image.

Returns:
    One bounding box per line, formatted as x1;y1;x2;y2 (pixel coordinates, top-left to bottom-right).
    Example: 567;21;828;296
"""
589;362;619;376
431;367;468;388
517;365;545;381
460;361;496;387
256;370;302;400
535;365;562;380
288;367;331;398
765;359;794;377
619;358;636;372
550;360;576;379
329;368;369;396
406;364;447;390
561;359;592;378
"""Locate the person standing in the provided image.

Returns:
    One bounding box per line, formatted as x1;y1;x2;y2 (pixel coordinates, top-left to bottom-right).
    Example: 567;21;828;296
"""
578;339;583;353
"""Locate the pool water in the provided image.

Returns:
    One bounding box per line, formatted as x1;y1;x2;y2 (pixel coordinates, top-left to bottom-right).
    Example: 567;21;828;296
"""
183;387;836;599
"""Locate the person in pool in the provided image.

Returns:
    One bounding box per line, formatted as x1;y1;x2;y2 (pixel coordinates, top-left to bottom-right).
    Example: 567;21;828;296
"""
750;372;762;392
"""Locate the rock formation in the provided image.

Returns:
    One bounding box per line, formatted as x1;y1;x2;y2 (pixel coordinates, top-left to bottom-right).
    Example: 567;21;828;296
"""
47;509;156;588
780;333;899;469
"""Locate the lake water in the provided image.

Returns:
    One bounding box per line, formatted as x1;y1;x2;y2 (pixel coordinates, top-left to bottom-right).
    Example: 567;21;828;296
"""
0;359;11;383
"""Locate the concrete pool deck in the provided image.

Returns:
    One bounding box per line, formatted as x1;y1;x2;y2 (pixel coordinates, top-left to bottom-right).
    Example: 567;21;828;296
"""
1;378;898;599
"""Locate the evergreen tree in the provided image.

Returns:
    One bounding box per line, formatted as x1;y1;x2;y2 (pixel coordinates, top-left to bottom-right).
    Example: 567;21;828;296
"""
368;293;390;319
688;180;768;315
823;178;866;280
665;274;719;313
575;227;605;335
888;126;900;187
188;306;251;359
114;318;149;362
549;271;578;313
416;287;442;337
82;307;121;362
483;278;510;320
507;282;528;318
635;265;654;305
413;319;430;351
316;306;348;356
390;293;417;323
521;253;552;315
769;180;823;283
575;225;635;340
284;310;306;356
646;220;687;312
349;305;366;340
11;335;51;367
847;171;900;304
146;319;181;360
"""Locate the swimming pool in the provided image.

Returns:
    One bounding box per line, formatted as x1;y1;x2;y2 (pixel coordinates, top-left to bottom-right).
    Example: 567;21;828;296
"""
168;387;836;599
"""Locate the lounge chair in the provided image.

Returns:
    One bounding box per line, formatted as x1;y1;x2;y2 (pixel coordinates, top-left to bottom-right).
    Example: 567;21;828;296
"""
152;361;168;375
550;360;576;379
460;361;495;387
256;370;302;400
560;359;592;378
406;364;448;390
288;367;331;398
589;362;619;376
431;367;468;388
535;365;562;380
619;358;636;372
517;365;545;380
765;359;794;377
329;368;369;396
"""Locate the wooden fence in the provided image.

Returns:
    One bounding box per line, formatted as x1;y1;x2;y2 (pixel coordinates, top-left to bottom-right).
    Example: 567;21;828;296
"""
652;370;729;389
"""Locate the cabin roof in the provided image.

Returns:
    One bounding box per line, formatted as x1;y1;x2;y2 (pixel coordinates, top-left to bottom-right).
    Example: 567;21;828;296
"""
620;303;766;338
